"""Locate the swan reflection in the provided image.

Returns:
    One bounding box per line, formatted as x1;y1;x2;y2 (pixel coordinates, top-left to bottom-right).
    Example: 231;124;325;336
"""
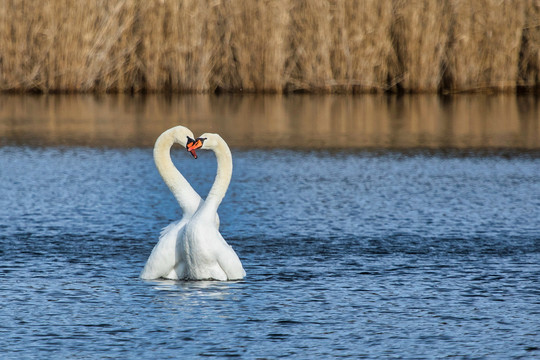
145;278;240;303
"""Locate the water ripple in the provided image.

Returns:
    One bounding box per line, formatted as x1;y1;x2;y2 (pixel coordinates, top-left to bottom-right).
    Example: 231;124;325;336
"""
0;147;539;358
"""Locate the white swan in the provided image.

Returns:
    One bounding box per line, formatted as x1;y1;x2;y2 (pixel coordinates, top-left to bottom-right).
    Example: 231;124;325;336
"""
176;133;246;280
140;126;217;280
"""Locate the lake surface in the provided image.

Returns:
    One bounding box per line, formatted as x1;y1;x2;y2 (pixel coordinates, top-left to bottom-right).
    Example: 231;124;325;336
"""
0;94;539;359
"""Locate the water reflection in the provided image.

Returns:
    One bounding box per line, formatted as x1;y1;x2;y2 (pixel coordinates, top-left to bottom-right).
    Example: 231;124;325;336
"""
146;278;239;299
143;278;241;309
0;94;538;149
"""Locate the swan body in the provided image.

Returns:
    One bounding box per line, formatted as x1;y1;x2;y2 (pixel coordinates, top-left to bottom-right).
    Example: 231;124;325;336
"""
140;126;218;280
141;128;244;281
141;219;188;280
176;133;245;281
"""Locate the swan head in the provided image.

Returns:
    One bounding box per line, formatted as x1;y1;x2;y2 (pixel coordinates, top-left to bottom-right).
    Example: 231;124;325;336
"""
156;125;194;149
197;133;222;149
167;126;195;146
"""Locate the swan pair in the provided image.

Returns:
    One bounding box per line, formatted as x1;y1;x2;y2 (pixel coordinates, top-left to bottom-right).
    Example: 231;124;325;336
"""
140;126;245;281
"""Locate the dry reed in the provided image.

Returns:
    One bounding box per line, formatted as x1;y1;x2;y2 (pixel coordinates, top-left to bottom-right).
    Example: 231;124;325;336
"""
210;0;291;92
444;0;526;92
328;1;395;92
136;1;214;92
519;0;540;90
0;0;538;93
391;0;451;92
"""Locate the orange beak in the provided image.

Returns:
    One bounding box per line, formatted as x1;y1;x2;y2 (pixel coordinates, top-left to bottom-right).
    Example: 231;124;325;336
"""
186;137;205;159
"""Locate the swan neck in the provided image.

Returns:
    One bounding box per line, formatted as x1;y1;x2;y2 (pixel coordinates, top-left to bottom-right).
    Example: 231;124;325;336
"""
205;139;232;212
154;130;200;215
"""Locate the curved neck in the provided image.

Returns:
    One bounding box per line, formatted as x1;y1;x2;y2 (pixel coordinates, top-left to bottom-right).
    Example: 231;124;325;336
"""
202;137;232;214
154;129;201;216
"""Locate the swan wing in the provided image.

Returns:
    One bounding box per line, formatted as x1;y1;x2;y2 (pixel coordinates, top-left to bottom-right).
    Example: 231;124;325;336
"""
140;219;186;280
214;233;246;280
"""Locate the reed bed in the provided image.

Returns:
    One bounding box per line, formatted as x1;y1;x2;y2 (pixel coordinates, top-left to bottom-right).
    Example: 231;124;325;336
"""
444;0;526;92
0;0;538;93
391;0;451;92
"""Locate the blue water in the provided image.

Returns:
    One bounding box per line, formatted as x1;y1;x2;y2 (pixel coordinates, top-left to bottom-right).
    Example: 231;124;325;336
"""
1;146;539;359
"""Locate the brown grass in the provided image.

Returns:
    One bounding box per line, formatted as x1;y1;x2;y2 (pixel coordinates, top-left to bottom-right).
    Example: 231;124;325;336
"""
210;0;291;92
391;0;451;92
519;0;540;90
444;0;526;92
326;1;395;92
0;0;538;93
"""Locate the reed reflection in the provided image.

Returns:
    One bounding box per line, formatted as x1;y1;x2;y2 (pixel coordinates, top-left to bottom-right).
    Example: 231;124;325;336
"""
0;94;538;149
